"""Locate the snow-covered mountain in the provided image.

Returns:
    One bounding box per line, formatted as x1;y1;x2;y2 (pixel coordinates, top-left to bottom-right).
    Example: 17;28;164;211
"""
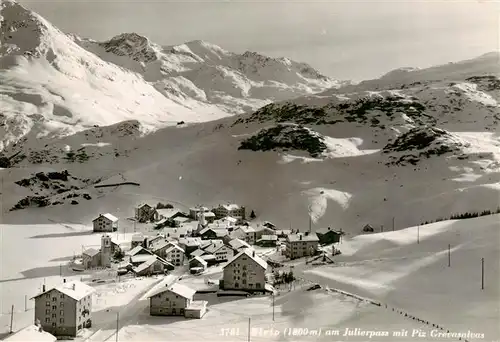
0;0;498;233
1;51;499;232
0;0;342;151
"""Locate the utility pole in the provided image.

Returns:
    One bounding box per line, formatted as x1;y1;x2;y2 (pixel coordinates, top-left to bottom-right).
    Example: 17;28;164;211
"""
448;244;451;267
247;317;251;342
381;225;384;232
116;312;119;342
392;217;395;231
481;258;484;290
272;292;275;321
25;295;27;312
9;305;14;333
60;264;62;277
417;225;420;244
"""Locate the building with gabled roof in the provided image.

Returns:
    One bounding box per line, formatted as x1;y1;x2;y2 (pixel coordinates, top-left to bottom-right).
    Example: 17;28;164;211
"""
127;245;153;257
31;280;95;337
178;237;202;256
189;255;208;272
164;244;185;266
285;232;319;260
92;213;118;232
228;238;252;252
256;235;278;247
222;249;268;292
132;255;172;276
203;241;233;262
316;227;342;245
232;226;257;244
213;204;246;221
148;283;207;318
135;204;159;223
3;324;57;342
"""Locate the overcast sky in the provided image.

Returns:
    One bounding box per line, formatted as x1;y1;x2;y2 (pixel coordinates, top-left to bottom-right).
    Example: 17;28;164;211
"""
19;0;499;81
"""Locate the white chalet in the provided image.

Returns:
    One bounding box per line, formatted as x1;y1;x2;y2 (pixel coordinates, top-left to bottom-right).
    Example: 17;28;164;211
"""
213;204;246;221
232;226;257;244
92;213;118;233
222;249;268;292
149;283;207;318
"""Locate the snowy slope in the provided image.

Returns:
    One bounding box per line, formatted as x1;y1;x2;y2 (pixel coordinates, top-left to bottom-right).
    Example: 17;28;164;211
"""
303;214;500;341
1;52;499;232
0;0;340;152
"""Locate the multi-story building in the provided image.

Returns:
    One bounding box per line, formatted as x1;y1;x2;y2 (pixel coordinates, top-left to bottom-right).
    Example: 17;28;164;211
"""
189;207;211;220
135;204;159;223
232;226;256;245
164;244;185;266
32;280;95;337
92;213;118;233
222;249;267;292
285;232;319;259
203;241;233;262
212;204;246;221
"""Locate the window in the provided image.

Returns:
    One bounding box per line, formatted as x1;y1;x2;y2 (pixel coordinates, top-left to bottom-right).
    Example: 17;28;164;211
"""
46;294;50;299
242;279;247;284
45;318;50;323
60;302;64;307
60;294;64;299
46;309;50;314
52;322;57;328
60;310;64;315
46;302;50;306
52;297;57;302
52;314;56;318
60;318;65;323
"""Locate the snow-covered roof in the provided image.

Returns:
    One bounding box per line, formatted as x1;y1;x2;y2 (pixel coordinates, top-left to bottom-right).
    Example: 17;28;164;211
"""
189;206;209;211
150;240;172;251
224;249;267;270
201;254;216;261
149;283;196;299
131;254;155;264
33;281;95;301
157;208;182;218
220;204;241;211
186;300;208;310
316;228;342;235
137;203;152;209
199;227;227;237
3;325;57;342
229;238;251;250
83;248;100;257
174;216;190;223
287;233;319;242
259;235;278;241
127;245;152;256
132;233;144;241
237;225;256;233
204;241;227;254
133;256;159;273
178;237;202;246
204;212;216;217
165;244;185;254
190;255;208;267
190;249;206;257
94;213;118;222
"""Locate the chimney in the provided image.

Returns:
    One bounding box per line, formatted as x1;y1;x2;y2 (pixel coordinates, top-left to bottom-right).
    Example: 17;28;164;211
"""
299;234;303;241
252;250;255;257
328;227;331;231
42;285;46;292
305;231;309;236
63;279;66;283
72;283;76;291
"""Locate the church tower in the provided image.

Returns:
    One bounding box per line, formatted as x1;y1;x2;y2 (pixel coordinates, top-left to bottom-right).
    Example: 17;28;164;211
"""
100;234;112;268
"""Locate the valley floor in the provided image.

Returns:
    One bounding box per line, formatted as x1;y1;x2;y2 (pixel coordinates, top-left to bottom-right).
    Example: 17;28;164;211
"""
0;216;498;342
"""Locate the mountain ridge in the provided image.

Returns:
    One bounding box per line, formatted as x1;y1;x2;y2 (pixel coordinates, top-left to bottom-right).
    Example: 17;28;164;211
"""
0;0;342;151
